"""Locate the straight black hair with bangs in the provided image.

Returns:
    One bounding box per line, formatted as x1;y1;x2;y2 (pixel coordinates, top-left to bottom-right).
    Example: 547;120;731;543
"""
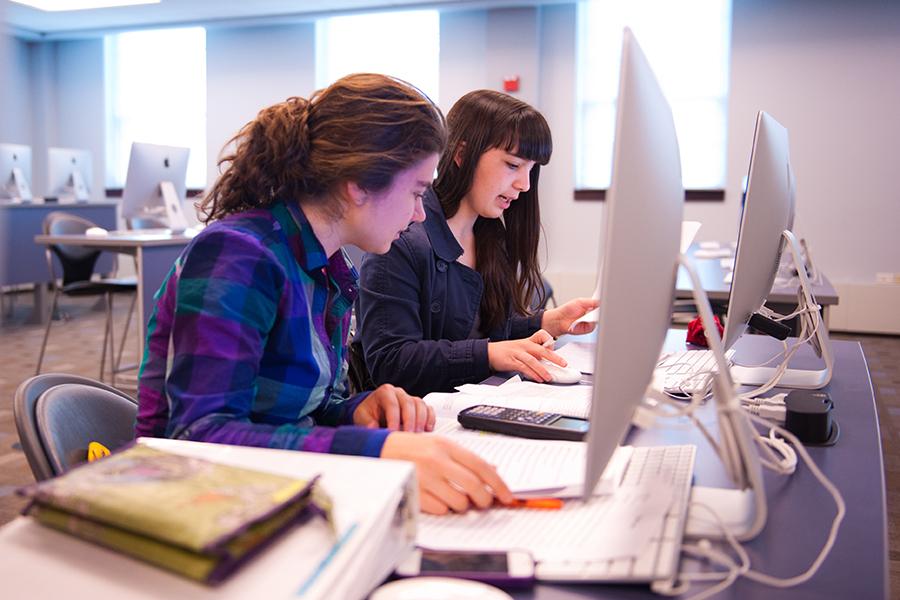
433;89;552;333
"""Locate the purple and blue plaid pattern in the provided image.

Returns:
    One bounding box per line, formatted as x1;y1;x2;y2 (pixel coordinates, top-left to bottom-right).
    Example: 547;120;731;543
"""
136;201;388;457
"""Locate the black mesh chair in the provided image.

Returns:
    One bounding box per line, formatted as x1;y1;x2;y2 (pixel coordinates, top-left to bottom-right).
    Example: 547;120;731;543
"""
35;212;137;383
14;373;138;481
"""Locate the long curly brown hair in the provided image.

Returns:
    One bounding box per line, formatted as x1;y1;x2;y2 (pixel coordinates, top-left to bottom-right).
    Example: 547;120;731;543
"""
200;73;446;222
433;90;552;332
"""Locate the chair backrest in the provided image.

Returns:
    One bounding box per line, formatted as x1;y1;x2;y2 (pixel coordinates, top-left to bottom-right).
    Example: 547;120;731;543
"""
13;373;138;481
127;215;169;230
347;340;375;395
530;275;557;311
43;211;103;286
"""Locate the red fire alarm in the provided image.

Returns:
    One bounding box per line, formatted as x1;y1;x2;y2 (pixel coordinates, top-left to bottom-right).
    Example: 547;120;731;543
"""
503;75;520;93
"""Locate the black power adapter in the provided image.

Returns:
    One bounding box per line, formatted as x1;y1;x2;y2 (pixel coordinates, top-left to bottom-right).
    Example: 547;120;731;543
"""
784;390;839;446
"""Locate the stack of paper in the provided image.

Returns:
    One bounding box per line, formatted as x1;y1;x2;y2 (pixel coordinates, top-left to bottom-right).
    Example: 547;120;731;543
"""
424;379;631;498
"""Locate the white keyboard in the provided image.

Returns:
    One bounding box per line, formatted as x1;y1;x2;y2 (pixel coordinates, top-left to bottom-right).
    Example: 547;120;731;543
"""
535;444;696;583
656;349;736;396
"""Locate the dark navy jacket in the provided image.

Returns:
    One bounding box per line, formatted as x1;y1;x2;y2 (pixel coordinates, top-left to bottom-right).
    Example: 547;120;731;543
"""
354;189;543;397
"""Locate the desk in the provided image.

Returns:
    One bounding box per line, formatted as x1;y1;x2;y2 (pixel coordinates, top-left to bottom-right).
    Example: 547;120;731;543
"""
511;331;885;599
0;202;117;322
0;333;884;599
33;231;191;342
676;242;839;324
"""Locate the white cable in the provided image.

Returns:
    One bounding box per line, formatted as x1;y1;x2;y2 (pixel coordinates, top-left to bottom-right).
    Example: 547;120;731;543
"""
656;502;751;599
741;413;846;587
737;305;822;400
669;412;845;594
754;427;797;474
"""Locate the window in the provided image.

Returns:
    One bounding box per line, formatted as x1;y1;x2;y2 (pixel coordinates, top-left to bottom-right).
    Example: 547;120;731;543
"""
576;0;731;190
315;10;439;102
104;27;207;189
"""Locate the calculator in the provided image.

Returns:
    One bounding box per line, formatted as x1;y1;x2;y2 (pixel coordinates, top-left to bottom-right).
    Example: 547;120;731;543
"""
457;405;589;441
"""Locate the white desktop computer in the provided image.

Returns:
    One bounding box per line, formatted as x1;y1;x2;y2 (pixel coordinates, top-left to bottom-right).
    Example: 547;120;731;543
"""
721;112;834;389
47;147;92;203
122;142;190;231
581;30;769;547
539;27;699;585
0;143;33;202
582;27;685;500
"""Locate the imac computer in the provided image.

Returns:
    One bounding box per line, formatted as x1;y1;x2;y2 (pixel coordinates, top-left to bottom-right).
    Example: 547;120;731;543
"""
0;143;33;202
721;112;833;389
583;29;768;545
47;147;92;203
582;28;685;499
121;142;190;231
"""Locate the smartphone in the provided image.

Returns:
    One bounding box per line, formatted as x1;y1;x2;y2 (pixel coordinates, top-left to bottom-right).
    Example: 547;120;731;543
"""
394;548;535;586
457;404;589;441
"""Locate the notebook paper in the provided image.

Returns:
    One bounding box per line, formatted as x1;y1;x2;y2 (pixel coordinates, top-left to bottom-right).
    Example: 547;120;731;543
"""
417;484;674;563
431;419;631;497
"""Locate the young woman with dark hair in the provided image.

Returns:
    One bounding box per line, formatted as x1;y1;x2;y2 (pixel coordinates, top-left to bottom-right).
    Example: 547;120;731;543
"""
136;74;512;515
355;89;597;397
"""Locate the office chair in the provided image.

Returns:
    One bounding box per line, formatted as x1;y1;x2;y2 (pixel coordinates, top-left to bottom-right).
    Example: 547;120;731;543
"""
126;215;170;230
35;212;137;384
531;275;558;311
13;373;138;481
348;340;375;395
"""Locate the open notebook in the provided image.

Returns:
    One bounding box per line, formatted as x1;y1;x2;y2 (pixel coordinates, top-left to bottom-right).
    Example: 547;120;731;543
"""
424;378;631;498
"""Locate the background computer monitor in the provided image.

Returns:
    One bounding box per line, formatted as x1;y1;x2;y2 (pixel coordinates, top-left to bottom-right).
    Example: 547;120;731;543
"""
47;146;92;202
121;142;190;230
583;28;684;497
721;112;795;352
721;111;833;389
0;143;33;201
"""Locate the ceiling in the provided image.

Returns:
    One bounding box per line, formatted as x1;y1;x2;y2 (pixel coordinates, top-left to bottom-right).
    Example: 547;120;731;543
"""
6;0;553;39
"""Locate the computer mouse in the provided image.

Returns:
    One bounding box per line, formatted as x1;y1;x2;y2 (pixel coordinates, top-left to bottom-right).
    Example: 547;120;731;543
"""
534;360;582;385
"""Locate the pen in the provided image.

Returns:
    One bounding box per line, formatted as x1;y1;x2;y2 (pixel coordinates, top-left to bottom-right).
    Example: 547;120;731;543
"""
542;337;556;349
496;497;565;510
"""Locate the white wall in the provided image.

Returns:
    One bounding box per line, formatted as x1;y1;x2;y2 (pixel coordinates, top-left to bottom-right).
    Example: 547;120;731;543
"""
0;37;104;200
205;23;316;187
726;0;900;286
52;39;105;201
2;37;32;146
7;0;899;329
439;10;487;110
537;3;603;299
532;0;900;325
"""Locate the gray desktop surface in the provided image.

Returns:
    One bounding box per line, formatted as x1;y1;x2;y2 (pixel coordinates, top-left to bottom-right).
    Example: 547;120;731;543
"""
675;242;839;306
507;331;885;599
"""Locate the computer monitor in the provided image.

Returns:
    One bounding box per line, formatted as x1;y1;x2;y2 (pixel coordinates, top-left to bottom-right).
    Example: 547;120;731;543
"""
583;28;685;498
47;147;92;202
121;142;190;231
721;112;833;388
0;143;33;202
721;112;794;352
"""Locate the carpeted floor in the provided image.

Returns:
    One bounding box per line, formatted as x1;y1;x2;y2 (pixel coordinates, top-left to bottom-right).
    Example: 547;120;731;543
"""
1;288;899;592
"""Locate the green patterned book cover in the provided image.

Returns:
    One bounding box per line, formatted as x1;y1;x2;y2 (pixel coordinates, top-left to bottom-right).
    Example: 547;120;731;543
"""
18;444;331;584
